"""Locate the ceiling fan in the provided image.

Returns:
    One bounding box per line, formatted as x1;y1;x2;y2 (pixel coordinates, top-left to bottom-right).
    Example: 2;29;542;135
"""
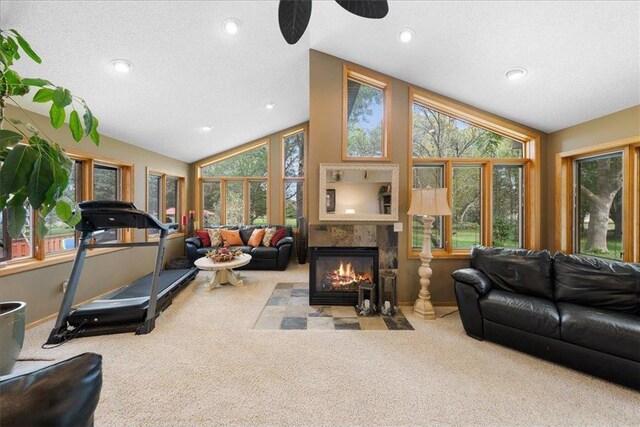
279;0;389;45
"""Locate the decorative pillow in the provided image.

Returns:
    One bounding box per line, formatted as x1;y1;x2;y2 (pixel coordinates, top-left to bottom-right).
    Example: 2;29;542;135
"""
262;227;277;247
247;228;266;247
196;230;211;247
270;228;287;246
207;228;223;248
220;229;243;247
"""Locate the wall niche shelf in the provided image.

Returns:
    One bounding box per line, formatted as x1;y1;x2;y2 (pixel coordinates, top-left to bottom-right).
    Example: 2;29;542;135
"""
319;163;399;222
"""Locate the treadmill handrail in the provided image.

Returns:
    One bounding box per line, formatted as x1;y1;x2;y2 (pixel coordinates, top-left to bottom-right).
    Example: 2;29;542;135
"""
76;200;168;232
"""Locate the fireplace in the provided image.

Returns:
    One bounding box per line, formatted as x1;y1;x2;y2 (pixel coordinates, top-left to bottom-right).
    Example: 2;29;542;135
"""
309;247;379;306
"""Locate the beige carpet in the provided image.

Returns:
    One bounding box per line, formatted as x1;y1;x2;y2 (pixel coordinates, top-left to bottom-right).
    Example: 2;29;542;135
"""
18;264;639;426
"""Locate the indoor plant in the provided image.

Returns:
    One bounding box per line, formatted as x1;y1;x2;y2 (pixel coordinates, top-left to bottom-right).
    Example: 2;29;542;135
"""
0;28;100;374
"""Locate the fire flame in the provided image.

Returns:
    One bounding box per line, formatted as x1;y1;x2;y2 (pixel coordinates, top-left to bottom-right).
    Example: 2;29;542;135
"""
327;260;372;288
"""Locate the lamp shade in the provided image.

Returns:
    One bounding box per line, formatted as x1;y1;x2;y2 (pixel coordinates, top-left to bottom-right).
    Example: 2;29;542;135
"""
407;187;452;216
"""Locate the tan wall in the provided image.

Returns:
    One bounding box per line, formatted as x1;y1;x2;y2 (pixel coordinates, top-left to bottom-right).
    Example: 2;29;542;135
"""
546;105;640;251
1;106;190;324
309;50;548;305
189;123;308;227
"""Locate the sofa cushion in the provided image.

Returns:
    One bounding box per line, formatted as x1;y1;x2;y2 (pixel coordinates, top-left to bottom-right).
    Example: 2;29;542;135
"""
471;246;554;299
262;227;278;247
207;228;223;247
220;229;243;247
196;247;211;257
247;228;266;247
240;226;258;244
554;253;640;316
558;302;640;362
270;228;287;246
228;245;253;255
195;230;211;247
251;246;278;259
480;289;560;338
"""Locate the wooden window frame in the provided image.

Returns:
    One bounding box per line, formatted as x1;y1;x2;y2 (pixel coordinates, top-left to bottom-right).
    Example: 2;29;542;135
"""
145;168;186;241
195;140;270;227
408;87;541;259
0;148;134;276
281;127;307;226
342;63;392;161
555;136;639;262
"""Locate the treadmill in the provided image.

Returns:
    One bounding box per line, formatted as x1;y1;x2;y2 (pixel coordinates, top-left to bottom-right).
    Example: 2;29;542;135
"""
46;201;198;345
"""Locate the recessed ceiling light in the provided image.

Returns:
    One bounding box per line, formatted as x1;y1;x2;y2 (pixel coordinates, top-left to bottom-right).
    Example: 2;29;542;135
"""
223;18;240;34
110;59;133;73
266;102;275;110
398;28;415;43
505;67;528;81
201;125;213;132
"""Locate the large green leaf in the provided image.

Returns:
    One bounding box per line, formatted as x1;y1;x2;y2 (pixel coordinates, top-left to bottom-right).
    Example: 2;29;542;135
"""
10;29;42;63
55;199;73;221
49;104;65;128
6;194;27;239
32;87;54;103
0;129;23;151
68;203;82;227
89;117;100;145
69;110;83;141
52;86;72;107
36;212;48;238
0;144;37;197
28;153;55;208
22;77;52;87
5;36;19;59
83;105;94;136
2;69;28;95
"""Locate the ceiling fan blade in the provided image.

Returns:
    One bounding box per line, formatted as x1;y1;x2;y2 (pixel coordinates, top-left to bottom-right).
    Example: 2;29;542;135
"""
335;0;389;19
279;0;313;45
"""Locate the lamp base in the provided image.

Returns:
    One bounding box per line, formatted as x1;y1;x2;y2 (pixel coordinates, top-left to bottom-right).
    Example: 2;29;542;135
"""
413;297;436;320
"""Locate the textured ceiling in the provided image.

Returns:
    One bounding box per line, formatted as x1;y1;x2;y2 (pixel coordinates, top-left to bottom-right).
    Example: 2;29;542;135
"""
1;1;638;163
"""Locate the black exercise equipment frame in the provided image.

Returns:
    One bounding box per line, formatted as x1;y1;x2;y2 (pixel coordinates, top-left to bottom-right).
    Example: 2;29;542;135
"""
46;201;177;344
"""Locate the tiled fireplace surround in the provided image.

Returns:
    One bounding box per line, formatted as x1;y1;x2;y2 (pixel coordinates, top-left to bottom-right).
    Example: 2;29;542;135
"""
308;224;398;274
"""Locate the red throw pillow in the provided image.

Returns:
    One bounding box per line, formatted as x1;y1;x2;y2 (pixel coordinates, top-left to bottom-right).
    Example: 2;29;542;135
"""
195;229;211;247
270;228;287;246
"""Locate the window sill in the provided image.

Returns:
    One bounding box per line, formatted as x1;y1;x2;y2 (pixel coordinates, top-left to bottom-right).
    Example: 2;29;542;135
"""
0;247;130;278
407;252;471;260
146;232;185;242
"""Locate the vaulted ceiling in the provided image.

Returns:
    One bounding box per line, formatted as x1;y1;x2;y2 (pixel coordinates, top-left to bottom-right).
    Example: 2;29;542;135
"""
2;1;638;163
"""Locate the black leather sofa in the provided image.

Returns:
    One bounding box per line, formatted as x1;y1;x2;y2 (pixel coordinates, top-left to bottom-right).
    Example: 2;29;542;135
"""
185;225;293;270
0;352;102;427
453;246;640;390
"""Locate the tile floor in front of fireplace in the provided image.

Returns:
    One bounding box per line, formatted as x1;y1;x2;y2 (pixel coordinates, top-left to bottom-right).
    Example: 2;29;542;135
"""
253;283;414;331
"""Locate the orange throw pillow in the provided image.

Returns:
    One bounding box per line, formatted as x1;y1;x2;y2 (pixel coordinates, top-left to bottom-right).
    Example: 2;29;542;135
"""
219;229;243;247
247;228;266;247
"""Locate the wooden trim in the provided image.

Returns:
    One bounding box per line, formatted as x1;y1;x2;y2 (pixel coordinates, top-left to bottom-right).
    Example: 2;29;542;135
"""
407;87;542;258
557;136;640;159
412;87;536;143
342;63;392;161
196;139;268;170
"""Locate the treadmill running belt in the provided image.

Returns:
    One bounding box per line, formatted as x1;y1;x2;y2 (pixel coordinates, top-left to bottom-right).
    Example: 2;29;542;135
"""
108;269;191;300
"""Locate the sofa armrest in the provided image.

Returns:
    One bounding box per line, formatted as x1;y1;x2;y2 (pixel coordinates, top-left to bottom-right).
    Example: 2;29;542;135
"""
185;237;202;249
276;236;293;248
452;268;492;296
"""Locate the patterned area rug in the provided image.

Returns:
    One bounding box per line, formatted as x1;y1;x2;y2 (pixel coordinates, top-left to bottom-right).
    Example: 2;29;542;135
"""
254;283;414;330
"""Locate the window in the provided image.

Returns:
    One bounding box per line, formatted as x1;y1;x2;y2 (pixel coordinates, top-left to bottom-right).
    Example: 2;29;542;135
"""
44;161;82;255
282;129;306;227
343;64;391;161
146;170;185;239
198;142;269;225
409;88;540;258
0;151;133;270
557;139;639;262
93;164;120;243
